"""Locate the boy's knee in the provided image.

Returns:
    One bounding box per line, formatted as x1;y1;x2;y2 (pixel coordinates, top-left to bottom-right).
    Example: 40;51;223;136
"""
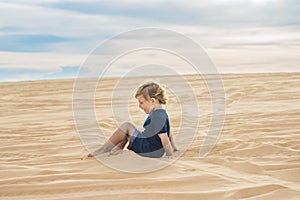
120;122;135;132
122;121;133;127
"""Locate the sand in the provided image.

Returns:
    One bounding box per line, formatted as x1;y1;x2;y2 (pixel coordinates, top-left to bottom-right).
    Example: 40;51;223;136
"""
0;73;299;199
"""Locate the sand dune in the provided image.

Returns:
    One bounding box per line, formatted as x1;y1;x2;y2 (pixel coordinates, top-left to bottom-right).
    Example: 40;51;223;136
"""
0;73;299;199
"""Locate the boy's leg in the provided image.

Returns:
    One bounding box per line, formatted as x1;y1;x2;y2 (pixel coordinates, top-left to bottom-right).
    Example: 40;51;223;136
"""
92;122;136;155
109;139;128;155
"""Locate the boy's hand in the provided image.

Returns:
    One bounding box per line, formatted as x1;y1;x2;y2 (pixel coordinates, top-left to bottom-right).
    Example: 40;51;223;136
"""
164;155;174;160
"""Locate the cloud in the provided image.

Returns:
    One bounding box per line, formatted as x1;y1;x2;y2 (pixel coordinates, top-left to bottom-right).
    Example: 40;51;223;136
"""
0;51;86;70
0;34;74;52
0;66;80;82
32;0;300;27
0;68;45;82
0;2;113;37
0;1;157;53
0;0;300;82
43;66;80;79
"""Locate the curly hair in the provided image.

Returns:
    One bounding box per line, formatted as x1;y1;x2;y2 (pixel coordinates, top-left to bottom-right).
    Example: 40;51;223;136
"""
135;82;167;105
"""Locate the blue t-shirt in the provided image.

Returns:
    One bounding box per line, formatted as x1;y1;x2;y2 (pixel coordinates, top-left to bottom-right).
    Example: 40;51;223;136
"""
128;109;170;158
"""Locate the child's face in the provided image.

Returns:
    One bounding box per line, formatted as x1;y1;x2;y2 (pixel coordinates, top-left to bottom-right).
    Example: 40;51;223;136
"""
136;95;153;114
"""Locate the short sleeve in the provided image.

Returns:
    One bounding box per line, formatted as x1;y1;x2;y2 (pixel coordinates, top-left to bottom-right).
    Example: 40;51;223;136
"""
142;111;168;137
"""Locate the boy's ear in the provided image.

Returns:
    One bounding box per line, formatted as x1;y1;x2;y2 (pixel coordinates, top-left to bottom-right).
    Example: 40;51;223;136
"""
151;97;156;103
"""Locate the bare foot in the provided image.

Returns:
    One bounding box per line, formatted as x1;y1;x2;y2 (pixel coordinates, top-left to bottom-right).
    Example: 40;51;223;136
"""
109;147;123;156
81;153;93;160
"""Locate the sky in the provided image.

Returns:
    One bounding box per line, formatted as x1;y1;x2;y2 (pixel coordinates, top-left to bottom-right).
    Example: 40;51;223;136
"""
0;0;300;82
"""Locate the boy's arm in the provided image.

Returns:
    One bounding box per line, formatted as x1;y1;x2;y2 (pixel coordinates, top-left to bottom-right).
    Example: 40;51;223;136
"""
158;133;173;156
169;132;179;151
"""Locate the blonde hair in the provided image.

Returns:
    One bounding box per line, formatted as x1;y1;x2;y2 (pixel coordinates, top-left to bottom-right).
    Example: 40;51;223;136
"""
135;82;167;105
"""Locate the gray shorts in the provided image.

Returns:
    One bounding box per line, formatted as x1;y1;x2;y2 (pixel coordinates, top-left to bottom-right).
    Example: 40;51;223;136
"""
127;129;141;149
